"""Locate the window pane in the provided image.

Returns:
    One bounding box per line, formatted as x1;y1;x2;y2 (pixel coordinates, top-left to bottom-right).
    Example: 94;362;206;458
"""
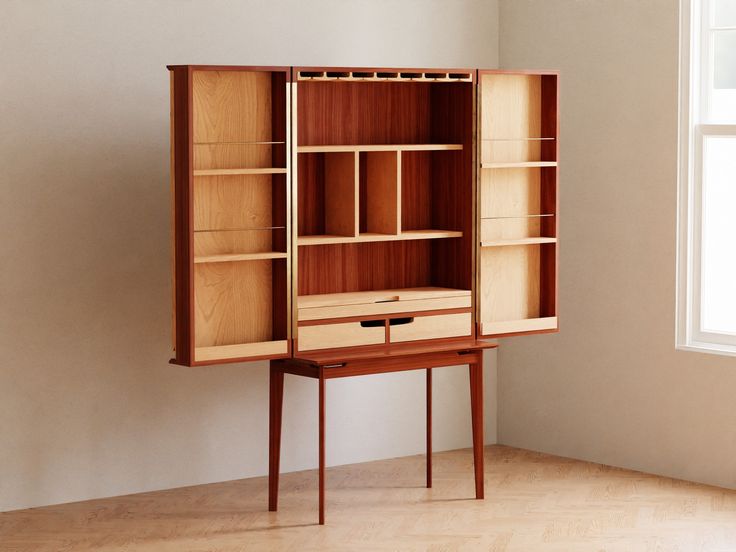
714;30;736;89
701;136;736;334
711;30;736;121
714;0;736;27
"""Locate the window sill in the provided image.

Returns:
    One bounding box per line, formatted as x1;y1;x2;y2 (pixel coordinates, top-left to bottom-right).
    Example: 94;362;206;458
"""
676;341;736;358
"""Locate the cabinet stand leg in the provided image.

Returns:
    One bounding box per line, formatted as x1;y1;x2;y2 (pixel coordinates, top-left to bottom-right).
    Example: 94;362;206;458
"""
318;370;326;525
426;368;432;488
268;364;284;511
469;360;484;499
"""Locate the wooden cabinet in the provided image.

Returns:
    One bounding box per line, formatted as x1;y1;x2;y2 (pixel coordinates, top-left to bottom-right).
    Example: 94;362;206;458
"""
168;66;559;366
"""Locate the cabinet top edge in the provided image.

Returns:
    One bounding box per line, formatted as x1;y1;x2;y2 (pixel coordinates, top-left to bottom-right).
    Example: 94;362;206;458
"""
166;64;291;73
478;69;560;76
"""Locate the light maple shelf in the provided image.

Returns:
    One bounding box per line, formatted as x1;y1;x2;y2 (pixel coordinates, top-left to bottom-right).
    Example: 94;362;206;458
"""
194;141;285;145
194;251;288;264
297;144;463;153
193;168;287;176
298;230;463;246
481;161;557;169
481;137;555;141
481;237;557;247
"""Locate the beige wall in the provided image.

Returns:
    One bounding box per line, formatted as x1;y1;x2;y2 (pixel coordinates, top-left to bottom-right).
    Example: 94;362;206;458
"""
0;0;499;512
498;0;736;490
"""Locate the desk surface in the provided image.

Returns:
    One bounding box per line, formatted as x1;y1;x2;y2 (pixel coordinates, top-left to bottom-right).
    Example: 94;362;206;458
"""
290;339;497;368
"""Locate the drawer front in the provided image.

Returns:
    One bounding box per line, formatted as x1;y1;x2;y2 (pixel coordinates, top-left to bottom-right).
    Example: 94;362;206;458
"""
389;312;472;343
298;321;386;352
298;295;471;321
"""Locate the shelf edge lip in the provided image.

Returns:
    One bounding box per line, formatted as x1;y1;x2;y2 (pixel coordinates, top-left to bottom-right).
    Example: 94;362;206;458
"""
193;168;288;176
480;238;557;247
480;161;557;169
297;230;463;246
297;144;463;153
194;252;288;264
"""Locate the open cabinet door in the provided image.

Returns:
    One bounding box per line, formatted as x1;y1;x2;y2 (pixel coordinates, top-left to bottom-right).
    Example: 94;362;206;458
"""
168;65;292;366
476;70;559;338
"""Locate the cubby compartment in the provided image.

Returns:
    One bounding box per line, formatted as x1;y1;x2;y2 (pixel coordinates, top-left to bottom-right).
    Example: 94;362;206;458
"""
359;151;400;236
401;150;465;234
193;173;287;262
194;258;288;362
192;69;287;175
479;73;557;167
479;166;556;245
479;243;557;336
297;151;358;239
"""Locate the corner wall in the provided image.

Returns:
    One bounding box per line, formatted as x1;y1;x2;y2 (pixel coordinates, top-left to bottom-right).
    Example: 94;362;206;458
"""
497;0;736;490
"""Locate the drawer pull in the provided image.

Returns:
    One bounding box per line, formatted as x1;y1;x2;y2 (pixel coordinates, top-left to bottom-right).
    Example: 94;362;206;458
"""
323;362;346;368
389;317;414;326
360;320;386;328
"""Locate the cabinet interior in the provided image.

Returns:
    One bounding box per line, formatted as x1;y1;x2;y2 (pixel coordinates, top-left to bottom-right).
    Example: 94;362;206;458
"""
296;80;474;304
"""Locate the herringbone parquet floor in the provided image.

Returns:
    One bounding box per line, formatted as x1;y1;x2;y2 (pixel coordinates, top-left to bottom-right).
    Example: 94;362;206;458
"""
1;446;735;551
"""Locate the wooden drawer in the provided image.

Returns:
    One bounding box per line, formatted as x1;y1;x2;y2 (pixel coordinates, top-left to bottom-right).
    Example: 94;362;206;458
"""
389;312;472;343
298;321;386;352
298;287;471;322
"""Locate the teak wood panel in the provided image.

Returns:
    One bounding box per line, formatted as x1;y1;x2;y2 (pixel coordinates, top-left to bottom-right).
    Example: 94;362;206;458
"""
298;241;433;296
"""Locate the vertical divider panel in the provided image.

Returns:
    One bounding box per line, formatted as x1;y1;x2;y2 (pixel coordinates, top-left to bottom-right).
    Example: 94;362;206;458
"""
290;76;299;350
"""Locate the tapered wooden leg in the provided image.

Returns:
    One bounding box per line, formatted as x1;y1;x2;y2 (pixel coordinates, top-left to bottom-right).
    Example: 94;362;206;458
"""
268;364;285;511
469;360;484;499
426;368;432;488
318;371;326;525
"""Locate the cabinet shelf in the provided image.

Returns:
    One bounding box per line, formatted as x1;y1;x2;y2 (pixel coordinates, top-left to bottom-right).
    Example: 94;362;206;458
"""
481;137;555;141
297;144;463;153
481;161;557;169
194;141;285;145
481;214;554;220
194;251;288;264
298;230;462;246
481;237;557;247
193;168;287;176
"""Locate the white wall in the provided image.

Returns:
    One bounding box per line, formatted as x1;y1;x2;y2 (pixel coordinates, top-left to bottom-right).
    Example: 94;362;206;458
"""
498;0;736;490
0;0;499;512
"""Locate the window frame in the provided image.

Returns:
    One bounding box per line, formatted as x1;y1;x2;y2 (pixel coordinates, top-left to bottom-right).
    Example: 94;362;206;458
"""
677;0;736;356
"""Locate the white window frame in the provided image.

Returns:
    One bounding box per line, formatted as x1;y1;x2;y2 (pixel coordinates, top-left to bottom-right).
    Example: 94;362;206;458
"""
677;0;736;356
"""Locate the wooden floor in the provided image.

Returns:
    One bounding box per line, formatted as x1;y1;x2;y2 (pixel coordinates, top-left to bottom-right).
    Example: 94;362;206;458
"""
1;446;736;551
